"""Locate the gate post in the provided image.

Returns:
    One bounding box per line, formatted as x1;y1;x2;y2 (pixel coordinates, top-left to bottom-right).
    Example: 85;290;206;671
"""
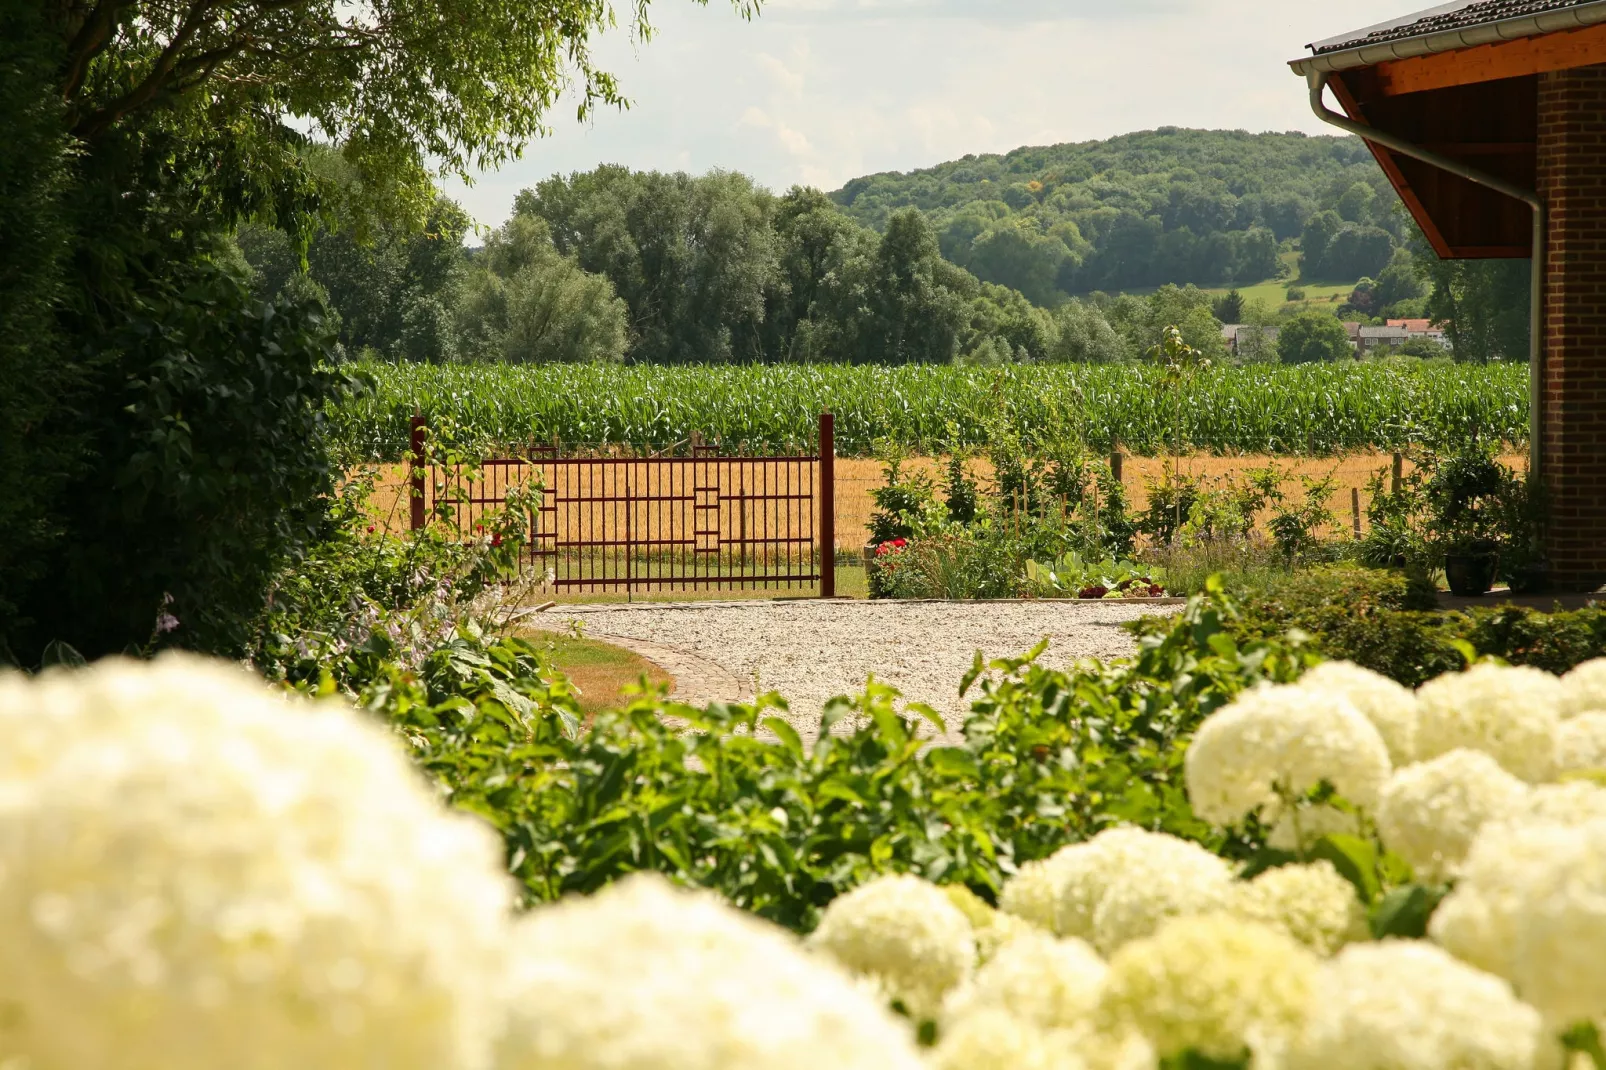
409;413;427;531
819;412;836;598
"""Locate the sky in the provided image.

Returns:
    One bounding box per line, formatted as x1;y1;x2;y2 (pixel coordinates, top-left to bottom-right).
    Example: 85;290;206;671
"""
443;0;1423;229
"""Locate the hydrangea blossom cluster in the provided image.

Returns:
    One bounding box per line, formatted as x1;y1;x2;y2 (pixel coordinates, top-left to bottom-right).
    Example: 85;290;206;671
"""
999;856;1067;931
1557;712;1606;777
943;884;1035;964
1026;827;1234;954
1185;683;1391;826
1298;660;1420;766
1413;663;1562;783
1560;657;1606;717
497;873;923;1070
0;655;515;1070
1430;782;1606;1026
806;873;975;1020
1228;861;1368;956
941;927;1106;1031
1375;749;1529;881
1287;941;1545;1070
1096;913;1319;1064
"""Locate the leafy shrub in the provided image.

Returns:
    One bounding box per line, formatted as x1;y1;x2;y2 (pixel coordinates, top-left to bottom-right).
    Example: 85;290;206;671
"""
1177;566;1606;688
12;258;354;663
331;580;1307;930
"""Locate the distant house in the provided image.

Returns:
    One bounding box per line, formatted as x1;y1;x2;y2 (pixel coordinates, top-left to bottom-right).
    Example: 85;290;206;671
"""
1221;325;1280;356
1387;318;1433;332
1358;326;1411;353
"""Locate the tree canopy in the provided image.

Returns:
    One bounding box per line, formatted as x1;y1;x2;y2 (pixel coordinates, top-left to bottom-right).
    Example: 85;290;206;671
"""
829;128;1400;300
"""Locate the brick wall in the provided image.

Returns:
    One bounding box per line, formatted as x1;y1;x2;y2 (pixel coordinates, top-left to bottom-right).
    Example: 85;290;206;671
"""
1537;65;1606;591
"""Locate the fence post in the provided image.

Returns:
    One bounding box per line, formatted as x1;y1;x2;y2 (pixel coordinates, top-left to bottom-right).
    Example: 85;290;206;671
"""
1391;452;1404;496
409;413;427;531
1351;487;1363;539
1110;445;1124;486
819;412;836;599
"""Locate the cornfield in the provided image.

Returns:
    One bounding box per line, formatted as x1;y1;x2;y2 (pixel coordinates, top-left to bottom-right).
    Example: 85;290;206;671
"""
337;361;1528;460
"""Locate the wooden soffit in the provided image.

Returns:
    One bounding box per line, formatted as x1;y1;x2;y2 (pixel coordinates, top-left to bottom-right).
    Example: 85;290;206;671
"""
1367;19;1606;96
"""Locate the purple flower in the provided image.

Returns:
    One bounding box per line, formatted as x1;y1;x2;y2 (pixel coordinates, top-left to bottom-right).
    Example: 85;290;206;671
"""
156;613;180;635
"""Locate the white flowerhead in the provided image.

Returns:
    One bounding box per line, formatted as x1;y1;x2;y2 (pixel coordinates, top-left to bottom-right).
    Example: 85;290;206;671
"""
944;884;1037;964
499;873;923;1070
928;1009;1080;1070
1045;827;1235;955
1185;683;1391;826
0;654;515;1070
1376;749;1529;882
942;926;1106;1032
1300;660;1419;766
1228;861;1368;956
1560;657;1606;717
1503;816;1606;1026
1000;856;1069;932
1264;802;1362;853
1288;940;1545;1070
1414;663;1562;782
806;874;974;1020
1557;712;1606;777
1097;913;1319;1064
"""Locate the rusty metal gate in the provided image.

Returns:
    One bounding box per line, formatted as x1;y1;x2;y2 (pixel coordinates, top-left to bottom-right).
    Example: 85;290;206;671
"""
410;414;836;598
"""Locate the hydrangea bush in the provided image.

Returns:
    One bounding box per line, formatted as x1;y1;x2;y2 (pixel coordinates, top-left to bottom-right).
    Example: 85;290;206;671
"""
7;584;1606;1070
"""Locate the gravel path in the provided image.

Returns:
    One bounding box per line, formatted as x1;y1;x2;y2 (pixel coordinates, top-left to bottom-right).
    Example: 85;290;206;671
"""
526;600;1178;744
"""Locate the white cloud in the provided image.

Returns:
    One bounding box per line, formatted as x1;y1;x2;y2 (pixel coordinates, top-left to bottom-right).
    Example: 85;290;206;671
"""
441;0;1419;228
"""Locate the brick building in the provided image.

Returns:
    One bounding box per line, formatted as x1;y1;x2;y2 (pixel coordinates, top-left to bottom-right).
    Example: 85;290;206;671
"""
1291;0;1606;590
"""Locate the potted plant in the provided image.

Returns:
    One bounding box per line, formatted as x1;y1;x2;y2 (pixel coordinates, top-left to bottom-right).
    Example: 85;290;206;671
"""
1440;519;1500;597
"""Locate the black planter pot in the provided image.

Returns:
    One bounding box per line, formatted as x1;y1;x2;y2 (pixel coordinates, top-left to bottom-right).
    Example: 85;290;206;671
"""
1504;561;1550;595
1445;552;1499;597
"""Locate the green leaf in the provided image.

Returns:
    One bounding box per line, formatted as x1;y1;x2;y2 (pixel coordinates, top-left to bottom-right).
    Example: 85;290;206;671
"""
761;717;804;759
1563;1021;1606;1070
1369;883;1449;940
926;748;980;779
1309;833;1381;904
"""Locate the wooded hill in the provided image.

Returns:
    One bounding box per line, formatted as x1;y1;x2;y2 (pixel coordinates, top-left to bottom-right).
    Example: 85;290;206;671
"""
829;128;1403;301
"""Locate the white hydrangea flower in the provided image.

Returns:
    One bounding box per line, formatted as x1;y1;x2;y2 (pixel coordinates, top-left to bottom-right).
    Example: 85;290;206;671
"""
928;1010;1081;1070
500;873;924;1070
1431;783;1606;985
1185;684;1391;826
1044;827;1235;954
1300;660;1419;766
1264;802;1363;853
1560;658;1606;717
807;874;975;1020
1414;663;1563;783
944;884;1037;964
1557;713;1606;777
1288;940;1545;1070
0;654;515;1070
1000;857;1069;932
1376;749;1529;882
1228;861;1368;956
1511;818;1606;1026
1097;913;1319;1064
942;926;1105;1031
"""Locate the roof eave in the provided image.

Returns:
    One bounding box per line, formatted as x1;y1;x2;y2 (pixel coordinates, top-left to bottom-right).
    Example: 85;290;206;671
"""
1289;0;1606;76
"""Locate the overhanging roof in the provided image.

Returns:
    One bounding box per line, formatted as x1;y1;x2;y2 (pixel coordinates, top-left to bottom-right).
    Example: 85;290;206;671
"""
1290;0;1606;259
1291;0;1606;75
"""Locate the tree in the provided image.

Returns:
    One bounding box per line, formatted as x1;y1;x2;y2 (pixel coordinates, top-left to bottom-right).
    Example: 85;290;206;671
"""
1300;210;1343;278
456;215;629;364
1049;301;1128;363
1320;224;1395;280
1423;258;1531;363
1278;311;1354;364
1213;289;1246;324
2;0;754;662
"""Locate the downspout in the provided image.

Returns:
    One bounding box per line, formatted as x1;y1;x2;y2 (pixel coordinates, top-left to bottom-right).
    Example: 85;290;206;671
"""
1307;71;1545;479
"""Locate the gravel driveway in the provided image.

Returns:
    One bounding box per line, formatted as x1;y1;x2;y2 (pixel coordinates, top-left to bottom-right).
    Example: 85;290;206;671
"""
526;600;1178;744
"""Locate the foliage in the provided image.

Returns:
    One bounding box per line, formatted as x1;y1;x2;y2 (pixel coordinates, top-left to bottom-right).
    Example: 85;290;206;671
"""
1278;311;1354;364
8;252;354;664
331;580;1309;931
831;129;1393;297
1024;553;1166;599
341;359;1530;459
1183;566;1606;688
1420;254;1532;364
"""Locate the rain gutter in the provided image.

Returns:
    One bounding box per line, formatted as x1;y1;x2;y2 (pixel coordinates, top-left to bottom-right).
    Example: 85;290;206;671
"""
1290;1;1606;76
1306;71;1545;477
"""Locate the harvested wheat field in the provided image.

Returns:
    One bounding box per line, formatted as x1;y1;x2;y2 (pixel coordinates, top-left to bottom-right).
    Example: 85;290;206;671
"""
358;449;1527;559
